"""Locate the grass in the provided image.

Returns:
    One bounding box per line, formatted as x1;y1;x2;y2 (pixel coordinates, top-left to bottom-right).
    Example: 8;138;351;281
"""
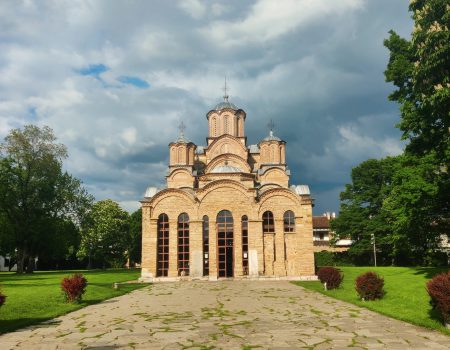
0;268;149;334
294;266;450;336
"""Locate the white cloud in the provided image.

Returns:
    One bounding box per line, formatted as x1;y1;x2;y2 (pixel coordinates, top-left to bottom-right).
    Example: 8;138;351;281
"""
178;0;207;19
0;0;412;213
202;0;364;47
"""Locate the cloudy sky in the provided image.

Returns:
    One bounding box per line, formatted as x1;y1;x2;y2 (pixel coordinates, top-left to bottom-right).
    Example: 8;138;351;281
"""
0;0;413;214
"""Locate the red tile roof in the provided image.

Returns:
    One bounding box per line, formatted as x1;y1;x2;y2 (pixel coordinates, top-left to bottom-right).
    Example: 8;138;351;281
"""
313;216;330;229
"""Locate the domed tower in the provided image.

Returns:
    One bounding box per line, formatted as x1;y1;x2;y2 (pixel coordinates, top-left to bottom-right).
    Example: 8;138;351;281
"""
167;122;197;188
257;120;289;188
205;81;246;145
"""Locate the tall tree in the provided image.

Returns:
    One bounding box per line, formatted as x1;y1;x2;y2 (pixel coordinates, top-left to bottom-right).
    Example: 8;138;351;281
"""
0;125;93;273
384;0;449;160
78;199;130;268
331;158;397;264
384;0;449;242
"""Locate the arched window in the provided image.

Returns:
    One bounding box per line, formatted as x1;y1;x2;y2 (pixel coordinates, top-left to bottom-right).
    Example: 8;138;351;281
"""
177;213;189;276
284;210;295;232
224;116;229;134
217;210;234;278
212;117;217;136
262;211;275;233
157;213;169;277
202;215;209;276
242;215;249;275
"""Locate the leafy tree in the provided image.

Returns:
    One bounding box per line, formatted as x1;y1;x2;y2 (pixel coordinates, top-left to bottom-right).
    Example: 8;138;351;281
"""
128;208;142;266
331;158;397;264
0;125;93;273
384;0;449;246
384;0;449;161
384;154;445;264
78;199;130;268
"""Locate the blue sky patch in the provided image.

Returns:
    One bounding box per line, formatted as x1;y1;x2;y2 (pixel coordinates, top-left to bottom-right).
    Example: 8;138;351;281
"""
117;76;150;89
77;64;109;76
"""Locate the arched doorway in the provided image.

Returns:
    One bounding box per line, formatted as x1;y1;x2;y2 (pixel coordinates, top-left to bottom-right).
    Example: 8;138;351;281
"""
216;210;234;278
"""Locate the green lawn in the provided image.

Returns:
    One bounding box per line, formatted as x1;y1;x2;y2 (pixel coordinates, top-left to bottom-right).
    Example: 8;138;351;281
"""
0;268;149;334
295;266;450;336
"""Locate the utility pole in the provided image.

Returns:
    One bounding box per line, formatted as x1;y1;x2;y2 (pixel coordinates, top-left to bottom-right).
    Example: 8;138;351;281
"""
371;233;377;267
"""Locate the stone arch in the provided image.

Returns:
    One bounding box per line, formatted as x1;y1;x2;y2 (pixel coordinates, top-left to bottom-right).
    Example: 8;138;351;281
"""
151;188;197;215
207;134;248;160
205;153;251;173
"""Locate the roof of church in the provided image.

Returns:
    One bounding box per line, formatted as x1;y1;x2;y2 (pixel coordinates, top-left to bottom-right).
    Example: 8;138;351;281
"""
213;100;239;111
263;130;282;142
211;164;242;173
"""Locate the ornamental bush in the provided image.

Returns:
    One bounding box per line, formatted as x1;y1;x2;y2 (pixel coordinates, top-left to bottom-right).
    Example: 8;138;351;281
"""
0;288;6;308
426;271;450;324
355;271;385;300
317;266;343;289
61;273;87;303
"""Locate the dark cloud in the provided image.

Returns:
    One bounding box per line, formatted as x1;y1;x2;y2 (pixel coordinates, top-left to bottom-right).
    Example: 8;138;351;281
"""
0;0;412;213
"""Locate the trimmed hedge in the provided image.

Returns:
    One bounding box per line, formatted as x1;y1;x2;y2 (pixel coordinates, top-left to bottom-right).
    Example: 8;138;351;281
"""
426;271;450;324
317;267;343;289
355;271;385;300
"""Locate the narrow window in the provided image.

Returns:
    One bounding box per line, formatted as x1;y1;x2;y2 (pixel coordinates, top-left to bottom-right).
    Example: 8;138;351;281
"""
177;213;190;276
262;211;275;233
157;213;169;277
283;210;295;232
202;215;209;276
242;215;249;275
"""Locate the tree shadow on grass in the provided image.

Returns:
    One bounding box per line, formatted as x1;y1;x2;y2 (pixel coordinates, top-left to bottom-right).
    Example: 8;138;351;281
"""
411;267;448;279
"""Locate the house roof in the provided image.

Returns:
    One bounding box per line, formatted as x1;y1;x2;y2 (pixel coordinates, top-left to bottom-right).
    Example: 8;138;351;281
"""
313;216;330;229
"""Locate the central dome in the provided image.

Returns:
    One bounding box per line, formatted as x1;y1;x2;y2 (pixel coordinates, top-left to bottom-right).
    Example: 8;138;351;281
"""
211;164;242;173
214;100;238;111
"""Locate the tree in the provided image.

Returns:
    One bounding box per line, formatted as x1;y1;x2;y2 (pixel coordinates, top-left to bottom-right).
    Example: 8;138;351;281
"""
383;154;445;264
384;0;449;244
0;125;93;273
128;208;142;266
78;199;130;268
331;158;398;264
384;0;449;161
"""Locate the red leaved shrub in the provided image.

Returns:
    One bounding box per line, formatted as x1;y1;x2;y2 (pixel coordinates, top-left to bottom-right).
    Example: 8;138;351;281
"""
61;273;87;303
355;271;385;300
426;271;450;324
317;266;343;289
0;289;6;308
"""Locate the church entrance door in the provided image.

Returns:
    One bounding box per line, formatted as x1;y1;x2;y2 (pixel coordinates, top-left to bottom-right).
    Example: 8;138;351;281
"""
216;210;234;278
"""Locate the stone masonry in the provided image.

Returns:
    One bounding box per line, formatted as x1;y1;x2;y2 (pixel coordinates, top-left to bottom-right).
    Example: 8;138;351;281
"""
140;95;315;281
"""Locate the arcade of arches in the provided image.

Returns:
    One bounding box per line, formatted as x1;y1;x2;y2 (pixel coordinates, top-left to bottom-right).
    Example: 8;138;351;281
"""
141;98;315;281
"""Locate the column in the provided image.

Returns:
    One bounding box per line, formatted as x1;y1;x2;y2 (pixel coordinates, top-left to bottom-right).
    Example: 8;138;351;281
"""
189;220;203;278
248;219;263;276
234;219;243;277
168;218;178;277
273;219;287;276
208;219;218;280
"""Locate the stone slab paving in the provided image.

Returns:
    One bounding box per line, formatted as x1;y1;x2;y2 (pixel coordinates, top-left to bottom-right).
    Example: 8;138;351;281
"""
0;281;449;349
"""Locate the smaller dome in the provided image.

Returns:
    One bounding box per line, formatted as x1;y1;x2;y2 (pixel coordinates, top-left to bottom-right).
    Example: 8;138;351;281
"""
263;130;281;142
214;101;238;111
294;185;310;195
211;164;242;173
144;186;158;198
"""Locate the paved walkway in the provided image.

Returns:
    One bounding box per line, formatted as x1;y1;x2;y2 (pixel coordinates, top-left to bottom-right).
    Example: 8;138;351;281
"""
1;281;449;349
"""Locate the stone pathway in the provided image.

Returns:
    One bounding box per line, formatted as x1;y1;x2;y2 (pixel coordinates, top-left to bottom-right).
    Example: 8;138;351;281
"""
1;281;449;349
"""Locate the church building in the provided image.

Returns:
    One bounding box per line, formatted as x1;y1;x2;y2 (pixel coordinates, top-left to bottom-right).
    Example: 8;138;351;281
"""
140;92;316;281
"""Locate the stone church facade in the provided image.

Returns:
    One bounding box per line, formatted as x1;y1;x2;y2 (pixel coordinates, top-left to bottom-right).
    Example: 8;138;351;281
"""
140;97;315;281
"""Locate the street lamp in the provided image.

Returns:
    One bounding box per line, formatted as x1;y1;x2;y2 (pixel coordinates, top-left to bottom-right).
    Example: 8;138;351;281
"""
371;233;377;267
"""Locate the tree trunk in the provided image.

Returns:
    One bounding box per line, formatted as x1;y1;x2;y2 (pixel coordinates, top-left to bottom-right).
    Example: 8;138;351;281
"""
16;247;27;274
26;256;35;273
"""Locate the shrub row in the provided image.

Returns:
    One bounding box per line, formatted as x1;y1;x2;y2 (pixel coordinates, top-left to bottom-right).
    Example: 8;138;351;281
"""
316;267;450;326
